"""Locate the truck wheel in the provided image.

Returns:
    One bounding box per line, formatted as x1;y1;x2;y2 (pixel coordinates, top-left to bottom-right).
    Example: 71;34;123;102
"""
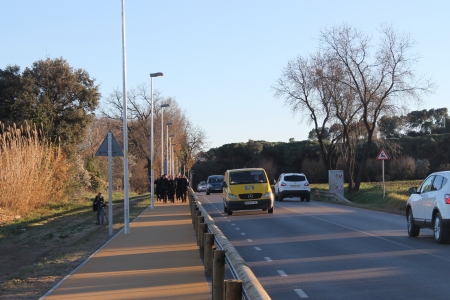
268;207;274;213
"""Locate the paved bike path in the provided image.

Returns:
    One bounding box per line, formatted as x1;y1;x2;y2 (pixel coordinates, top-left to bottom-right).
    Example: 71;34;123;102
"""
41;201;210;300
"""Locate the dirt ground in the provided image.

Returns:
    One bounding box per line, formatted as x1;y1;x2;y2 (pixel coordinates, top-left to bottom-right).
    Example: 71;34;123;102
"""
0;197;148;300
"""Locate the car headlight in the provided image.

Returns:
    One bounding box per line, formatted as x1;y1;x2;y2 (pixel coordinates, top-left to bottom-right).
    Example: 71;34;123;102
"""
227;193;238;200
263;191;273;199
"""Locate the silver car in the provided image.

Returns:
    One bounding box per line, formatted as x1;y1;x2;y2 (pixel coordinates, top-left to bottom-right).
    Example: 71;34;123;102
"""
406;171;450;244
197;181;206;192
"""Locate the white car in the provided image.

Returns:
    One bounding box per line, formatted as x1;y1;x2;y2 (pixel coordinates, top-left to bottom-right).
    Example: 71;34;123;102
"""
197;181;206;192
406;171;450;244
274;173;310;202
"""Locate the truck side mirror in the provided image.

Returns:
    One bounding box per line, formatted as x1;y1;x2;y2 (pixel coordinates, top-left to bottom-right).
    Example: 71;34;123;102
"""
222;181;227;188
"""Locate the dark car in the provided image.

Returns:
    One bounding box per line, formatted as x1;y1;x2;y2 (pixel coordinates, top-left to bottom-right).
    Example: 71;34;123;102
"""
206;175;224;195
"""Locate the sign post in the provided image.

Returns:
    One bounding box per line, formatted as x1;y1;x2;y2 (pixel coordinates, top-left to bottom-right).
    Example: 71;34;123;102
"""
376;148;390;198
96;131;124;235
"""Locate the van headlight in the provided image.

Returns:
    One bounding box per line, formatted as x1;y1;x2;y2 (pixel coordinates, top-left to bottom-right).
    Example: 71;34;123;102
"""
228;193;238;200
263;191;273;199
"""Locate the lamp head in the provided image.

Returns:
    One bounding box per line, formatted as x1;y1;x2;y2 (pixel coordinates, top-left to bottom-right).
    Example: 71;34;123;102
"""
161;103;169;108
166;122;173;126
150;72;163;78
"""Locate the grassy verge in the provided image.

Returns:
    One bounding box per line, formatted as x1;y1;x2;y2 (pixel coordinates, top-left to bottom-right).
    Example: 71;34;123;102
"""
310;180;422;215
0;192;151;299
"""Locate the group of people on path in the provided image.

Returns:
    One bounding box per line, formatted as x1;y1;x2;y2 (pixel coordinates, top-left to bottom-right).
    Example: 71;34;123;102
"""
154;174;189;203
93;174;189;224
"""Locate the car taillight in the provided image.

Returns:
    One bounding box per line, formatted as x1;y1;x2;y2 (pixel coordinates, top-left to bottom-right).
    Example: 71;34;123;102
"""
280;183;287;186
445;194;450;204
304;182;310;186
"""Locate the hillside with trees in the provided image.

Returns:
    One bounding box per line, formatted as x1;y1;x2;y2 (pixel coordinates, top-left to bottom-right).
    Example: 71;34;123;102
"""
0;58;207;219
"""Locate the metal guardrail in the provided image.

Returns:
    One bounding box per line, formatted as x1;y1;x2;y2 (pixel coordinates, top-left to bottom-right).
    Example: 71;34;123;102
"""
190;190;271;300
314;190;351;203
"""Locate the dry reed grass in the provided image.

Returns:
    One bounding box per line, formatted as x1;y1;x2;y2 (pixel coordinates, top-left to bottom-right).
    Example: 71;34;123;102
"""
0;122;70;219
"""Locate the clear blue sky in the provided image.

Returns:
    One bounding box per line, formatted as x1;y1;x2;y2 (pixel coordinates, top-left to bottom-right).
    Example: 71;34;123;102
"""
2;0;449;150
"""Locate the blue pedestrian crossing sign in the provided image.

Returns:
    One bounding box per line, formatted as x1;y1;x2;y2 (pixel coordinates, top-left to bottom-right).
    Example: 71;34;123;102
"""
95;132;124;157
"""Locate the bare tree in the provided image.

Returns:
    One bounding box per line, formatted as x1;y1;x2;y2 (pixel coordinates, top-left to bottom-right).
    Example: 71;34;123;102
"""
273;53;340;171
179;120;208;175
320;24;434;190
275;24;434;191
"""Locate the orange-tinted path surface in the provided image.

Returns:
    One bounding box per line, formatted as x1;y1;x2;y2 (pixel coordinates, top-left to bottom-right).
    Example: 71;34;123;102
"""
41;201;210;300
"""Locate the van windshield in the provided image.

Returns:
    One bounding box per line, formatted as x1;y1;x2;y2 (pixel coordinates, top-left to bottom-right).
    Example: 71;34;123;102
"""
229;171;267;185
208;176;224;183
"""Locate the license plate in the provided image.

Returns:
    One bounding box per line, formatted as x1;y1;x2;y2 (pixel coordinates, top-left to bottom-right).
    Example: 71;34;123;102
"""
291;185;300;188
245;201;257;205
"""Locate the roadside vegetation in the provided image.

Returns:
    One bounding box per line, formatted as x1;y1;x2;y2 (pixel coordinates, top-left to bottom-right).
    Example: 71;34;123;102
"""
311;180;422;215
0;191;149;299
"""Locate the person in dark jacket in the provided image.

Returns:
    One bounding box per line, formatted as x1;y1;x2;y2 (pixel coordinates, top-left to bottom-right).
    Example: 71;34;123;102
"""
154;177;161;201
175;175;182;201
93;192;106;225
159;175;168;203
167;176;176;203
178;175;189;203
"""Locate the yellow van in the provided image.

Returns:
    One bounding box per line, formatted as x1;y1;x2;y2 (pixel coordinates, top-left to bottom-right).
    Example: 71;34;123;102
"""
222;168;274;215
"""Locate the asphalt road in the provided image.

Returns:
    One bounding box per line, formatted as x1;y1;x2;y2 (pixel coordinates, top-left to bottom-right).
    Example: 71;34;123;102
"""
196;192;450;300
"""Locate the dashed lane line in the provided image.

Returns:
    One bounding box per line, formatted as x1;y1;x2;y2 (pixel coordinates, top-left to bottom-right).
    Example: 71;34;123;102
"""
294;289;309;298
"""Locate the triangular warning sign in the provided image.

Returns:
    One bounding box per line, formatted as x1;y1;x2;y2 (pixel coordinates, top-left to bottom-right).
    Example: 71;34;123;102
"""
376;148;390;160
95;132;124;157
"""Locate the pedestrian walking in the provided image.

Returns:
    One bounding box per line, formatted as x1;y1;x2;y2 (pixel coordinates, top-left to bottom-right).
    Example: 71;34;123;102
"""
93;192;106;225
167;176;176;203
159;174;168;203
178;175;189;203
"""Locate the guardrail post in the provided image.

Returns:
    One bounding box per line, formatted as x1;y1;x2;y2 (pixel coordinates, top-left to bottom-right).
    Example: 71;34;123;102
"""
198;223;207;257
195;210;201;231
204;233;214;276
224;279;242;300
192;206;199;228
197;216;204;244
213;249;225;300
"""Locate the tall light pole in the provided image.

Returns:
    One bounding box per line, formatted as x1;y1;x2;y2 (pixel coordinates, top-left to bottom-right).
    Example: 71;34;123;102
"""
171;143;177;176
169;135;174;175
166;123;173;174
160;103;169;175
121;0;130;234
150;72;163;210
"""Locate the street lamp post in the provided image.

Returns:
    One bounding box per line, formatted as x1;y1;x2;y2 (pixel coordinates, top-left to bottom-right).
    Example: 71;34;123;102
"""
171;143;177;176
166;122;173;174
169;136;174;175
150;72;163;210
160;104;169;175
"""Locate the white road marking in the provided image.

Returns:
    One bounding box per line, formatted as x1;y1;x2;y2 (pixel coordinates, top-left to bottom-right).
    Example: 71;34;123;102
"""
241;232;246;235
294;289;309;298
247;239;253;242
255;247;262;251
231;223;235;226
277;270;287;276
264;257;272;262
235;228;240;230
